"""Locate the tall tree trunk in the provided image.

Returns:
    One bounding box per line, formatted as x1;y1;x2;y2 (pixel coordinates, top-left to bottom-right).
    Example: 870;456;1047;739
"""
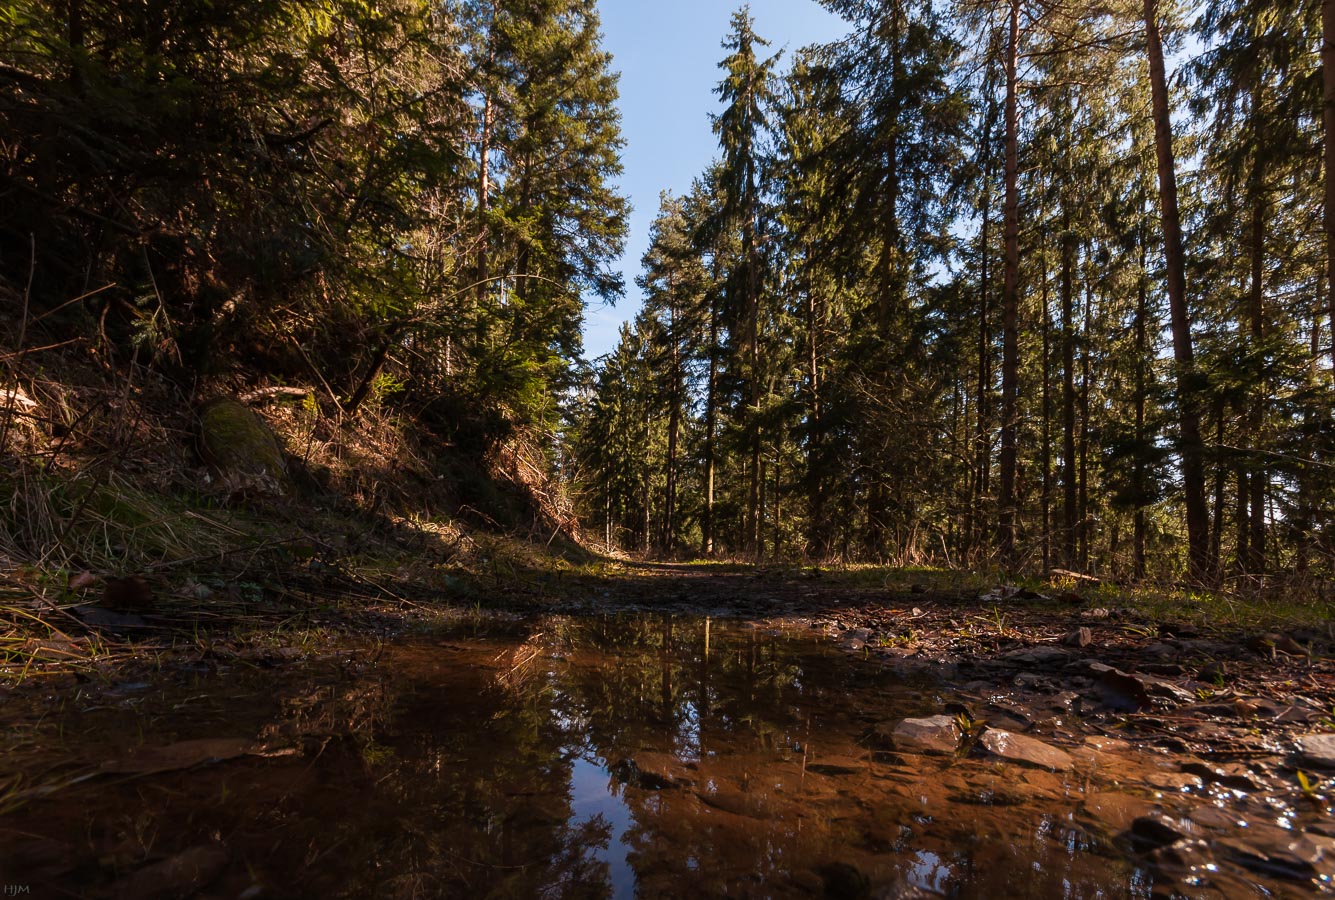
1210;398;1226;577
703;283;719;557
1143;0;1210;580
972;183;992;557
1234;460;1249;574
1325;0;1335;369
477;88;494;314
970;84;998;561
998;0;1021;563
67;0;85;91
805;262;828;558
1134;234;1149;579
1079;279;1092;570
665;298;681;554
1247;186;1266;575
1061;213;1077;568
744;162;762;557
1041;239;1052;574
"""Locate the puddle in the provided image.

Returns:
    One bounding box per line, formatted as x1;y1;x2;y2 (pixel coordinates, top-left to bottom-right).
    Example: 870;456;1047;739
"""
0;615;1326;897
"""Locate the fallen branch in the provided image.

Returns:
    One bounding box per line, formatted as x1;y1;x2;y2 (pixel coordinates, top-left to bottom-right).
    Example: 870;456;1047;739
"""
1051;568;1101;584
240;386;313;405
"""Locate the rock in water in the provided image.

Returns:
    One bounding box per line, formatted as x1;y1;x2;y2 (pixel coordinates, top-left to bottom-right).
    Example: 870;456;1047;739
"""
978;729;1074;771
198;399;289;494
1128;814;1190;851
883;716;962;755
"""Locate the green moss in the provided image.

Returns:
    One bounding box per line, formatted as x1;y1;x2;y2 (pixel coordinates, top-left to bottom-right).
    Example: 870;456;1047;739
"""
199;400;287;484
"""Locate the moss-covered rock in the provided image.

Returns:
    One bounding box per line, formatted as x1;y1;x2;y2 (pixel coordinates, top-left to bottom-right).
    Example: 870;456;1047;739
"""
198;400;288;494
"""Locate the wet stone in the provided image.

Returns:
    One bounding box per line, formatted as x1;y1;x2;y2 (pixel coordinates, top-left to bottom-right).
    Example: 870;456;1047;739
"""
1219;831;1335;881
1013;672;1053;690
1147;771;1204;793
1128;814;1192;851
1081;793;1158;835
1090;663;1194;710
1296;733;1335;769
1090;664;1153;711
884;716;961;756
1188;806;1240;830
1145;838;1216;881
977;729;1074;772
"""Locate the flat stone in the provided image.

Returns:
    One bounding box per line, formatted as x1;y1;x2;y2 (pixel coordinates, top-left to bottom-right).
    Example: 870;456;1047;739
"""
977;729;1074;771
1081;793;1158;833
1188;806;1241;830
1296;733;1335;769
884;715;961;756
1219;831;1335;881
998;646;1073;665
1147;771;1204;793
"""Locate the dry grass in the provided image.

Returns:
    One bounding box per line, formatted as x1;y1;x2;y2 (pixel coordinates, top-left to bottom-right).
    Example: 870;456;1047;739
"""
0;320;596;684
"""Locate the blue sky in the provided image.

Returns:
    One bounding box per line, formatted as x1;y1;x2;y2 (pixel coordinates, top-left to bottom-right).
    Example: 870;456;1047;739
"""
582;0;851;362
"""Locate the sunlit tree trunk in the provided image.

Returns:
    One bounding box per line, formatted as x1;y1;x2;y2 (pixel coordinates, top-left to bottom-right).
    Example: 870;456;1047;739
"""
1061;210;1077;568
998;0;1021;563
1325;0;1335;369
1143;0;1210;580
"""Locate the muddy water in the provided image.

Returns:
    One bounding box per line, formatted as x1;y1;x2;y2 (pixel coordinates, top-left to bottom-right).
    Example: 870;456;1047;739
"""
0;615;1323;898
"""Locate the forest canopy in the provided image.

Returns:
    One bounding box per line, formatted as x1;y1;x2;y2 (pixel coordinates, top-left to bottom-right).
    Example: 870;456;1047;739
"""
0;0;627;442
568;0;1334;584
1;0;1331;585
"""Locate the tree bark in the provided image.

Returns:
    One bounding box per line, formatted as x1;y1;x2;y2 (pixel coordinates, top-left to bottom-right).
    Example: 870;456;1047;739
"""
1325;0;1335;369
1040;236;1052;574
1061;211;1077;568
1247;185;1266;574
476;87;494;313
664;293;681;554
703;277;719;557
998;0;1021;564
1079;279;1092;570
1134;234;1149;579
972;177;992;557
1143;0;1210;580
